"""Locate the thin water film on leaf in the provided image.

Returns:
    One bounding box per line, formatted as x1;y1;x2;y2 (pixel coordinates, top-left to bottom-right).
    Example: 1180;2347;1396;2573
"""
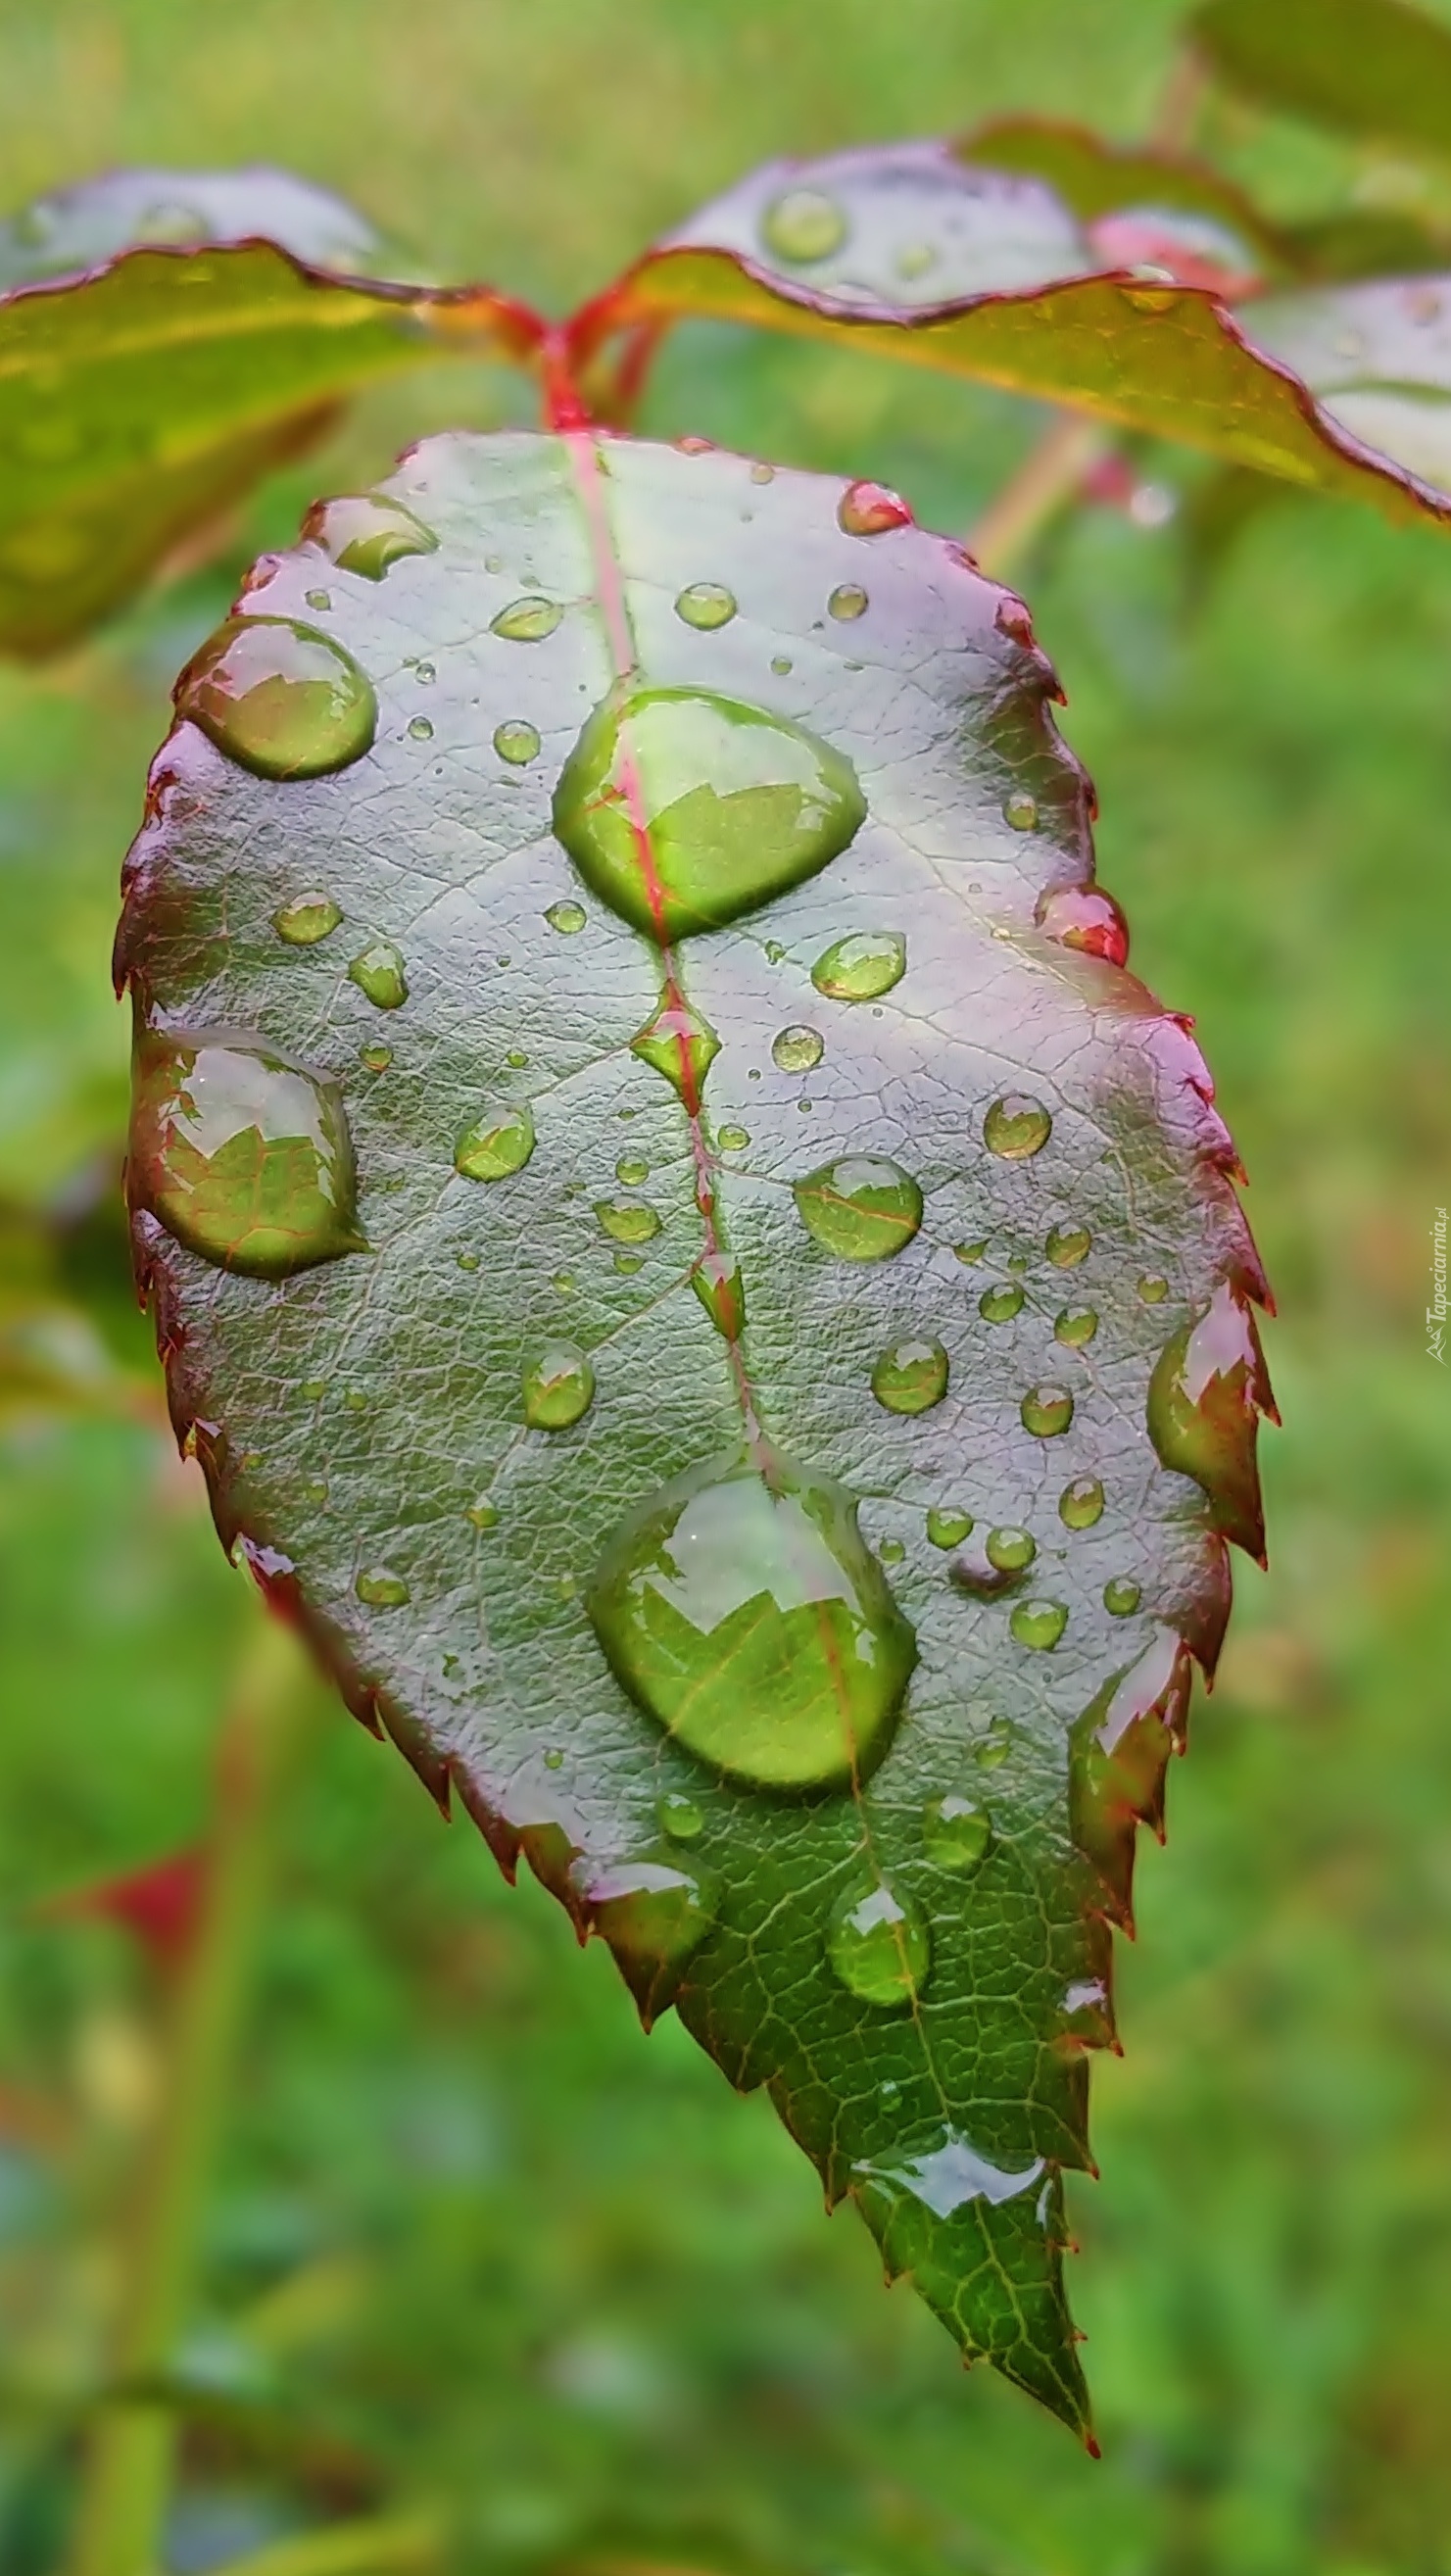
116;426;1273;2438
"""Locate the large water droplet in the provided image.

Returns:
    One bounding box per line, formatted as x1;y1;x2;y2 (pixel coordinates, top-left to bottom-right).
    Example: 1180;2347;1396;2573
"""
760;187;847;264
128;1028;364;1278
553;686;865;943
1138;1273;1169;1304
596;1197;660;1245
494;718;541;765
348;941;408;1009
1003;789;1039;831
1045;1223;1091;1268
691;1249;745;1339
492;596;562;642
987;1527;1036;1574
1104;1578;1142;1617
303;492;437;580
455;1102;534;1182
545;900;587;935
871;1337;948;1415
838;480;912;536
828;1880;930;2008
658;1793;704;1841
926;1506;973;1549
522;1341;596;1430
615;1154;650;1186
716;1124;750;1151
811;930;905;1000
922;1794;991;1873
1021;1385;1073;1436
272;893;341;947
1010;1598;1067;1650
1037;883;1130;967
827;582;868;622
675;581;737;629
1146;1282;1273;1559
586;1443;916;1791
356;1567;410;1608
630;996;720;1104
979;1282;1024;1324
985;1094;1051;1158
175;617;376;779
771;1024;823;1072
1054;1304;1098;1347
1059;1476;1104;1530
582;1855;716;2024
795;1155;922;1262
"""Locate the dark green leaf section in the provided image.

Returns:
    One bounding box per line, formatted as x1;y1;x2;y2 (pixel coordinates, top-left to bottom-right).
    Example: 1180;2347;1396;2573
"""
115;430;1271;2435
0;239;541;656
578;145;1451;531
1192;0;1451;162
0;167;386;290
1247;274;1451;500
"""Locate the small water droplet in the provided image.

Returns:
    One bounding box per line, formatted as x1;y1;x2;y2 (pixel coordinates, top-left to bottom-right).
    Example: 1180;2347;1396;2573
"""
953;1239;989;1265
872;1337;948;1415
987;1527;1036;1574
979;1282;1024;1324
771;1024;824;1073
838;480;913;536
455;1102;534;1182
301;1378;327;1401
614;1250;644;1274
1138;1274;1169;1303
760;187;847;264
1003;789;1039;831
543;1747;564;1770
1104;1578;1141;1617
553;685;865;943
304;588;331;612
614;1154;650;1187
717;1124;750;1151
922;1793;991;1873
675;581;737;630
895;239;937;280
810;929;905;1000
827;582;868;621
302;1480;328;1505
659;1793;704;1840
175;616;376;778
750;461;776;484
466;1499;500;1530
880;1537;905;1565
1054;1304;1098;1347
587;1443;915;1790
985;1094;1051;1158
1010;1598;1067;1650
457;1251;480;1271
1021;1385;1074;1436
552;1270;576;1292
348;941;408;1009
411;660;436;686
304;492;437;580
770;654;793;675
1045;1223;1091;1268
827;1880;930;2008
272;893;342;946
522;1341;596;1430
763;939;788;964
494;718;541;765
691;1248;745;1338
128;1028;364;1278
1147;1282;1273;1558
1037;883;1130;967
506;1049;529;1069
1059;1476;1104;1530
492;596;562;642
795;1155;922;1262
976;1720;1011;1768
546;899;587;935
407;714;434;741
926;1506;973;1549
343;1389;368;1413
596;1197;660;1245
630;996;719;1103
356;1567;410;1608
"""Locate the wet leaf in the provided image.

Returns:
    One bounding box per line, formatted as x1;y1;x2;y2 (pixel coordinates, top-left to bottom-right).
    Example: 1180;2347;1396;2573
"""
577;141;1451;532
956;119;1285;287
0;182;542;656
1247;273;1451;499
1192;0;1451;163
0;166;389;291
116;428;1273;2435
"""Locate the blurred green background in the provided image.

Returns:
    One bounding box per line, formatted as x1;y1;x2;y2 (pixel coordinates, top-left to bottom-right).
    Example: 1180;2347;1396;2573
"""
3;2;1451;2570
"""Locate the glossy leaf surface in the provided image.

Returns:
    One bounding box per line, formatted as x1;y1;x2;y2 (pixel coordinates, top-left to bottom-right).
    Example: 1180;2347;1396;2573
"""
1192;0;1451;161
0;166;386;290
117;429;1272;2434
580;142;1451;530
0;220;540;656
955;120;1283;287
1248;273;1451;498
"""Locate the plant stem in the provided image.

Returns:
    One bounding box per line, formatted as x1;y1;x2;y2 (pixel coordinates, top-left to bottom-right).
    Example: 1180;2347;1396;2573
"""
66;1615;312;2576
208;2511;446;2576
966;413;1110;578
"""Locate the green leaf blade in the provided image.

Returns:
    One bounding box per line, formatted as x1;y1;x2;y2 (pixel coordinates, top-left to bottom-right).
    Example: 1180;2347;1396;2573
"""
1192;0;1451;162
116;429;1272;2435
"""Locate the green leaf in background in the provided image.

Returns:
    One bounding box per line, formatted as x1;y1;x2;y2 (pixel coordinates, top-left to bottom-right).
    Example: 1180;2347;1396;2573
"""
955;118;1285;288
577;144;1451;531
0;178;543;656
114;428;1274;2435
1248;273;1451;498
1192;0;1451;162
0;166;388;290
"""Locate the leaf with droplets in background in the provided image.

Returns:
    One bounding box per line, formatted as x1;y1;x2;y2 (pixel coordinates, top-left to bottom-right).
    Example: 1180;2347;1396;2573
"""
1191;0;1451;165
0;171;542;656
1244;273;1451;501
114;427;1274;2437
953;120;1287;292
571;140;1451;533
